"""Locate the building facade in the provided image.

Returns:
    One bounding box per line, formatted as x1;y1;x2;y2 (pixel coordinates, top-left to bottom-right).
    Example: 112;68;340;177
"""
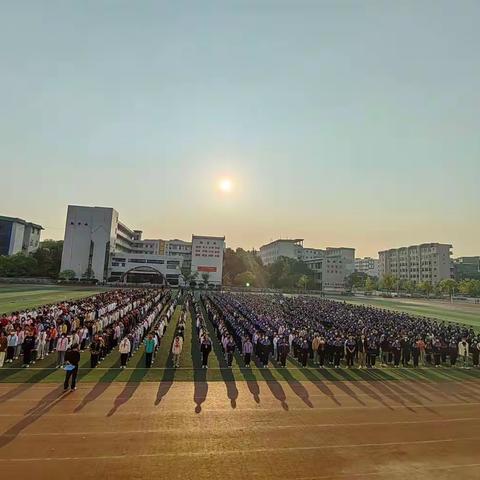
0;215;43;256
60;205;225;285
306;248;355;293
355;257;380;277
259;239;305;265
453;256;480;281
378;243;452;284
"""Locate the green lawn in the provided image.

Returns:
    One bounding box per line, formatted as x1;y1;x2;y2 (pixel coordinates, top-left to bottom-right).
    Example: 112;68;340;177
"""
333;296;480;329
1;300;479;384
0;284;109;314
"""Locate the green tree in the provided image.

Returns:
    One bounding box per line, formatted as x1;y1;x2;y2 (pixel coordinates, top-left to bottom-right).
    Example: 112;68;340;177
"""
365;276;377;292
0;253;38;277
418;281;433;298
58;269;76;281
438;278;457;299
345;272;368;290
297;274;309;291
234;271;256;287
201;272;210;287
404;280;416;295
380;274;396;292
32;240;63;277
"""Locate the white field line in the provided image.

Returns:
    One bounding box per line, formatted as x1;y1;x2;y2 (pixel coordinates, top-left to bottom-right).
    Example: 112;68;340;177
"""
1;416;480;437
2;436;480;462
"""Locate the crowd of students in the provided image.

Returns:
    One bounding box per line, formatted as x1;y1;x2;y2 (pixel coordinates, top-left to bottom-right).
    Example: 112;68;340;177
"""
0;288;173;374
202;293;480;370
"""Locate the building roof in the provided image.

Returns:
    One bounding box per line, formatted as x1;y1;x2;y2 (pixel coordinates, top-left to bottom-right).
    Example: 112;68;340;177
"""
0;215;43;230
379;243;453;254
192;235;225;241
260;239;304;249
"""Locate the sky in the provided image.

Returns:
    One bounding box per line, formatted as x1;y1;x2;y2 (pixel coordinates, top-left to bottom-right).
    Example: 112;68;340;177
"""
1;0;479;258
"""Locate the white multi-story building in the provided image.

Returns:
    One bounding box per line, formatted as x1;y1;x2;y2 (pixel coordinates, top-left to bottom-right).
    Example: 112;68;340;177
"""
191;235;225;285
306;248;355;293
378;243;453;284
355;257;380;277
0;215;43;256
60;205;225;285
259;239;304;265
259;239;325;265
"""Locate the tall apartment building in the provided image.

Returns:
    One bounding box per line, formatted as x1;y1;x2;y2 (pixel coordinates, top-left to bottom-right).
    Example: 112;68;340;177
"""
355;257;380;277
60;205;225;285
0;215;43;256
306;248;355;293
378;243;452;284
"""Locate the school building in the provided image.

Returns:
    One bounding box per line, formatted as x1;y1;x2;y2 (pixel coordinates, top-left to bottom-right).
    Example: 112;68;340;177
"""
60;205;225;286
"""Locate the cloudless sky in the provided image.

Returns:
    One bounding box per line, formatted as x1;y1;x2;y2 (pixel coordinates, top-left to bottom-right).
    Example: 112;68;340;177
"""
1;0;479;257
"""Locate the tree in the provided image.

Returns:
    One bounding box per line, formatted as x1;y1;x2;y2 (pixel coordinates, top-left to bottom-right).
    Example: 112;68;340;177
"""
181;268;198;286
418;281;433;298
0;253;38;277
345;272;368;290
404;280;416;295
297;274;309;291
365;276;377;292
234;271;256;287
32;240;63;277
380;274;396;292
58;270;76;281
438;278;457;299
458;279;480;297
201;272;210;287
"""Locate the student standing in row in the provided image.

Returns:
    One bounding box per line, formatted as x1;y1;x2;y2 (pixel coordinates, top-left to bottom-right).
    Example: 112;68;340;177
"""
119;336;130;369
200;335;212;368
144;334;155;368
243;336;253;367
64;344;81;392
172;336;183;368
0;331;7;367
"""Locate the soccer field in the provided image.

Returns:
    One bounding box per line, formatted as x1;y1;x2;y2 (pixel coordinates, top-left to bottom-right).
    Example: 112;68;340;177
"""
334;296;480;329
0;284;109;314
1;293;480;479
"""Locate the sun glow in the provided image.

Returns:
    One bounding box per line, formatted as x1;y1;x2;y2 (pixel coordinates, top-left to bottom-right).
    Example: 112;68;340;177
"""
218;178;233;193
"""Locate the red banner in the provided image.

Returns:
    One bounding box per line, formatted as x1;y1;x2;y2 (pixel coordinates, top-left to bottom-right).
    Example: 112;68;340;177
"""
197;266;217;272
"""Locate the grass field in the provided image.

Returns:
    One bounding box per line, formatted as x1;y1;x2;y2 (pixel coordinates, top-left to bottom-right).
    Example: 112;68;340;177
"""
2;290;480;479
1;303;479;384
0;284;109;313
335;296;480;329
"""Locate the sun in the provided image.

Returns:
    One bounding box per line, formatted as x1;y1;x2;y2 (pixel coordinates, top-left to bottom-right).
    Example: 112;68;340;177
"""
218;178;233;193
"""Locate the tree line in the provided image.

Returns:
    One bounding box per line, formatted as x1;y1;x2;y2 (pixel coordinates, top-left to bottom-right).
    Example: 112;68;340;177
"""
347;271;480;298
0;240;63;278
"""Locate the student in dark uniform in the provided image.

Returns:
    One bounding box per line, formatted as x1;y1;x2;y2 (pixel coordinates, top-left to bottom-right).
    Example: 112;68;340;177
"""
89;335;101;368
411;338;420;367
344;335;356;368
401;336;411;367
298;337;309;367
392;338;401;367
449;338;458;367
22;330;35;368
333;336;343;369
472;337;480;368
64;344;81;391
225;335;235;367
200;335;212;368
366;336;378;368
432;338;442;367
278;337;290;367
